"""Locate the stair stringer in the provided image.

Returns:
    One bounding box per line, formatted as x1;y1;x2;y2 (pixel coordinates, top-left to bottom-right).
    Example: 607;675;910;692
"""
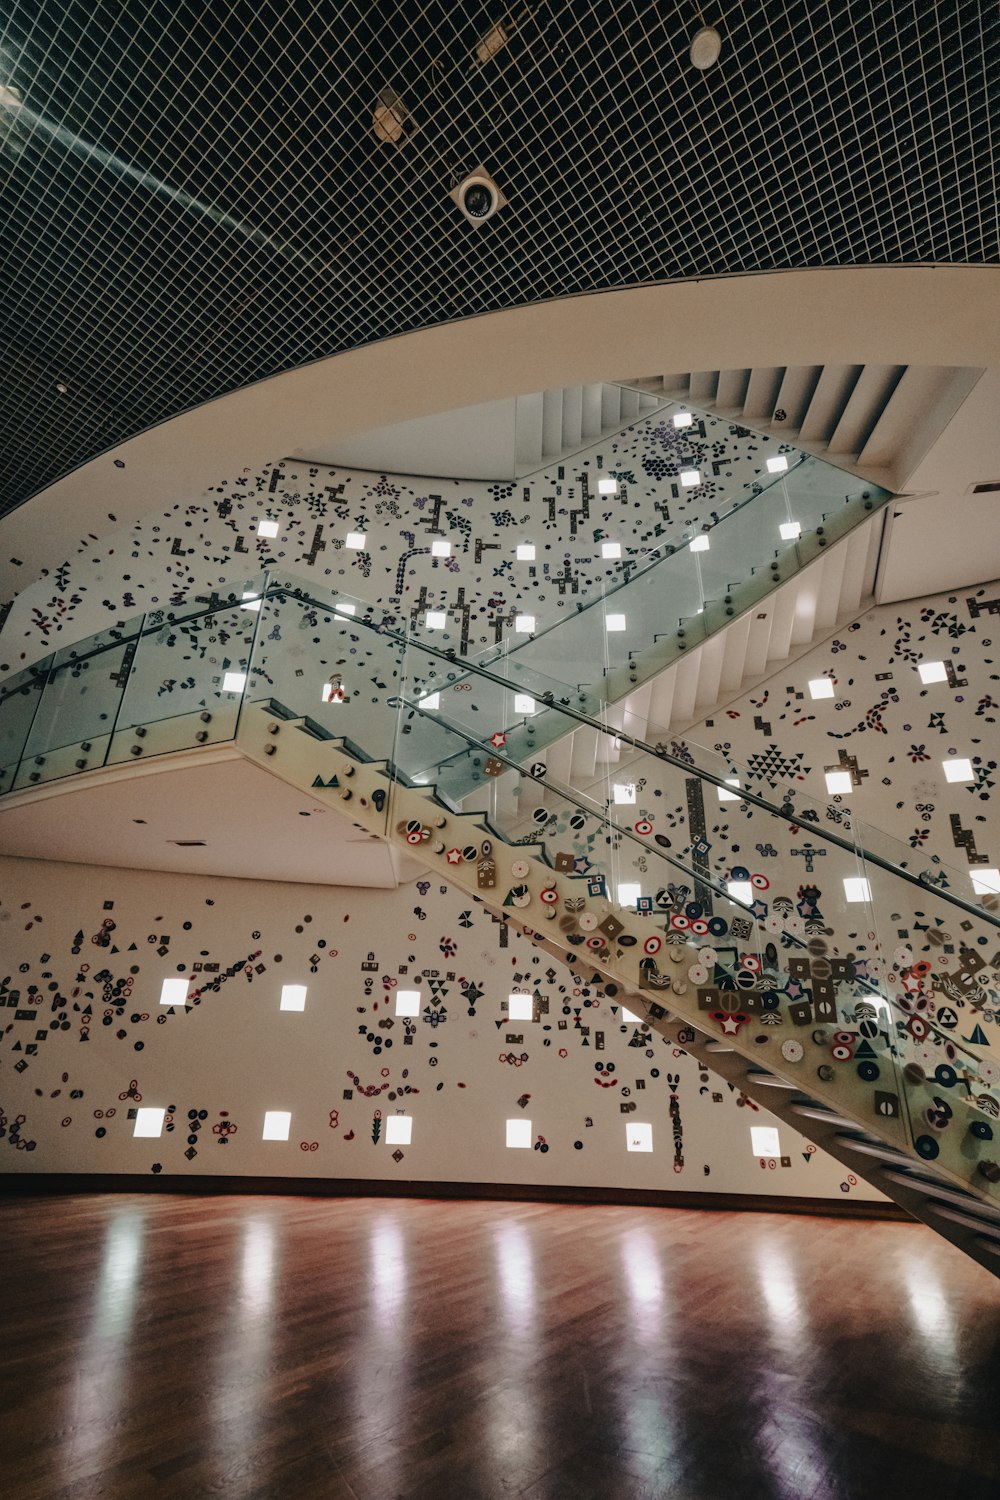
238;700;1000;1276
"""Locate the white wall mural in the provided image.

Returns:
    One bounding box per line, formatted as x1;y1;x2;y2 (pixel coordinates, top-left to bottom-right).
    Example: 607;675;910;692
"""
0;854;872;1200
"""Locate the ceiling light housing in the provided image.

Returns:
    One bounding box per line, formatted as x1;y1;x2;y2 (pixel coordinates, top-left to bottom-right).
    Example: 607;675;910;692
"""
690;25;722;70
450;167;507;226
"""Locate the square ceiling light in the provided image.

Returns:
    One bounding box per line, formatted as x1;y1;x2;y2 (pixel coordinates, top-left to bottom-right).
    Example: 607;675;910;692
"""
280;984;307;1011
919;661;948;684
606;614;626;631
728;880;754;905
396;989;421;1016
516;543;535;561
257;519;280;538
717;778;741;802
602;541;622;559
160;977;189;1007
843;877;871;903
385;1116;412;1145
618;882;642;906
809;678;835;699
425;611;447;629
943;758;973;783
680;468;701;488
598;476;618;495
972;869;1000;896
766;455;789;474
506;1118;531;1148
334;601;356;616
222;671;246;694
345;531;366;549
751;1126;781;1157
508;994;534;1021
514;694;535;714
515;615;535;633
626;1123;653;1152
133;1107;165;1138
673;411;693;429
613;783;636;804
419;692;440;711
779;521;801;540
431;539;451;557
262;1111;291;1141
825;770;853;795
689;534;710;552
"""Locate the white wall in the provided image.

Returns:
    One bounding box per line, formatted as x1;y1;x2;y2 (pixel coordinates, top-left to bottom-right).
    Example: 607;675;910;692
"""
0;854;875;1200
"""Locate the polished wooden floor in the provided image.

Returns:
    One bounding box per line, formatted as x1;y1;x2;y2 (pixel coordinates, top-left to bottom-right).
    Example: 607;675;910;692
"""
2;1193;1000;1500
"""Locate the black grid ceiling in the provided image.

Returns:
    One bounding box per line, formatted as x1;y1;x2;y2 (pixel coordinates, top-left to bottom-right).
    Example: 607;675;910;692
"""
0;0;996;517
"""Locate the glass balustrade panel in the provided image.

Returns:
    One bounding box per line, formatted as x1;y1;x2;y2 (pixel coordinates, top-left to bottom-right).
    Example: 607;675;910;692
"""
108;584;262;764
0;661;50;794
14;621;144;788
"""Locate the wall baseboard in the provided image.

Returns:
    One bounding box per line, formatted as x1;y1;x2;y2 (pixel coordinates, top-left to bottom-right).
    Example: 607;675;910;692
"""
0;1172;911;1220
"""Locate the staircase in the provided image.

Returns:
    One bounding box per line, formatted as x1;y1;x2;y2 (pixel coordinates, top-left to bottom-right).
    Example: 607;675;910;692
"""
4;570;1000;1271
625;365;983;492
514;383;662;474
235;684;1000;1278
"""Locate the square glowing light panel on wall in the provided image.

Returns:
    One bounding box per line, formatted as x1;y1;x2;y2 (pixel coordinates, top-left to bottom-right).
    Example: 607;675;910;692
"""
809;677;835;699
262;1111;291;1141
598;476;618;495
689;533;710;551
431;539;451;557
972;869;1000;896
680;468;701;488
766;455;789;473
673;411;693;428
506;1118;532;1148
396;989;421;1017
943;758;974;782
843;877;871;903
618;883;641;907
133;1107;165;1138
621;1004;642;1023
424;611;447;629
508;993;534;1021
626;1123;653;1152
515;615;535;633
280;984;307;1011
602;541;622;559
613;783;636;804
222;671;246;694
335;601;356;616
516;543;535;560
345;531;366;549
605;614;626;631
751;1126;781;1157
385;1116;412;1145
419;693;440;711
779;520;801;540
825;770;854;795
160;977;189;1007
514;694;536;714
919;661;948;684
727;880;754;905
257;518;280;537
717;778;741;801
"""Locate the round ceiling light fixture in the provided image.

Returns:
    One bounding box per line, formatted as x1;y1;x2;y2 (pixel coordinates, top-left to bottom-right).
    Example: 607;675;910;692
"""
449;166;508;226
689;25;722;70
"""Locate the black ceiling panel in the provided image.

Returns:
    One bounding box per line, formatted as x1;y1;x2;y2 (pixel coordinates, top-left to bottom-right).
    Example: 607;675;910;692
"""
0;1;996;514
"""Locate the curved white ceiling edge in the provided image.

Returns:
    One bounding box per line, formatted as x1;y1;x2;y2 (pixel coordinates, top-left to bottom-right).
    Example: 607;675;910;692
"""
3;265;999;599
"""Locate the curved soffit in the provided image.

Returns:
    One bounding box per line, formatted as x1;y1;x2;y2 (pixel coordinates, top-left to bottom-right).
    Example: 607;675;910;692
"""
2;267;1000;599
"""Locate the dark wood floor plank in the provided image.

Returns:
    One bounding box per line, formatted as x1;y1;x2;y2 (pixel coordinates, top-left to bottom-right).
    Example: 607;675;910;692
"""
2;1193;1000;1500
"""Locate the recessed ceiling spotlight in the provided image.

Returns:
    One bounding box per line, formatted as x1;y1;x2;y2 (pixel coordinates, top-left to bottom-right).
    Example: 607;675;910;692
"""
690;25;722;70
474;20;510;64
372;87;408;144
450;166;507;225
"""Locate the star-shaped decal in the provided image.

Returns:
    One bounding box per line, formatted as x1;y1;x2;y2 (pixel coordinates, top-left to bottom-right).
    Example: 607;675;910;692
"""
573;855;592;875
445;848;463;865
719;1014;742;1035
750;899;768;920
490;732;507;749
